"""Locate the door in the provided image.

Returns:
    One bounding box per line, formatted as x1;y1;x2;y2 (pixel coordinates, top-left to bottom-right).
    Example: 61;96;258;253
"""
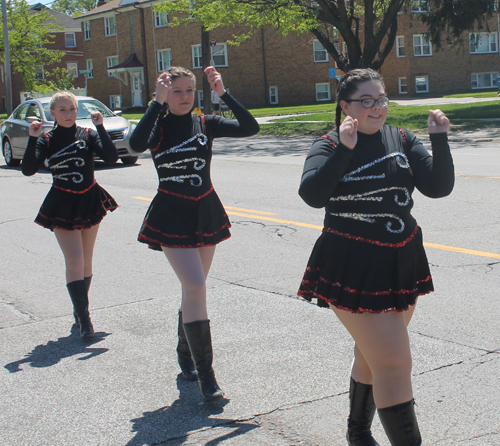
130;71;143;107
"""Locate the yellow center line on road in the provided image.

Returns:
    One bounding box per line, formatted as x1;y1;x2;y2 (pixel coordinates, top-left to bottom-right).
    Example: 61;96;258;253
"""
456;174;500;179
133;197;500;259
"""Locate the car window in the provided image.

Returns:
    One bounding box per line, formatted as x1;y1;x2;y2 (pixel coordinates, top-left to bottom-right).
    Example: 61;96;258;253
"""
13;104;30;120
77;100;114;119
26;104;41;120
41;103;54;121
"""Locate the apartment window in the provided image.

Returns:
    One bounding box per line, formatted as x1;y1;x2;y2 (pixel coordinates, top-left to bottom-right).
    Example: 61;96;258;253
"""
83;21;90;40
412;0;429;12
107;56;119;77
197;90;204;109
398;77;408;94
67;63;78;78
157;49;172;72
471;72;499;89
470;33;498;54
396;36;405;57
35;65;44;81
110;95;121;109
212;43;228;67
105;16;116;36
1;66;4;83
316;83;331;101
65;33;76;48
86;59;93;78
413;35;432;56
269;86;278;104
313;40;329;62
192;45;202;69
154;11;168;27
415;75;428;93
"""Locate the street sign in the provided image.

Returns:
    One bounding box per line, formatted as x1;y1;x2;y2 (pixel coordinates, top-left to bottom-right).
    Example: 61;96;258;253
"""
79;70;93;76
209;39;217;47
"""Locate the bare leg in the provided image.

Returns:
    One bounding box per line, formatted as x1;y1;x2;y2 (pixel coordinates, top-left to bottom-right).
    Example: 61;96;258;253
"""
81;224;99;278
331;305;415;409
162;246;216;323
54;229;84;283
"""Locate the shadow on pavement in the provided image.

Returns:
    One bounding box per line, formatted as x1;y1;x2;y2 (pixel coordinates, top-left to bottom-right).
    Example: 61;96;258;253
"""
126;376;258;445
3;328;110;373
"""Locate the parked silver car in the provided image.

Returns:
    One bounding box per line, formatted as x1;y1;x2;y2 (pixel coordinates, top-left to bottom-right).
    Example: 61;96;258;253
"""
1;96;138;167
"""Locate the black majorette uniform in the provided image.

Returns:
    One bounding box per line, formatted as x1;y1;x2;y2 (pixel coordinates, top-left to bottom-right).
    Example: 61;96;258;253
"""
129;92;259;251
298;126;454;313
22;124;119;230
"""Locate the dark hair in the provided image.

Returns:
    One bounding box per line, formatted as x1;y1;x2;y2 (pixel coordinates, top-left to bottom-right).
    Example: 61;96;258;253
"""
335;68;385;129
159;66;197;118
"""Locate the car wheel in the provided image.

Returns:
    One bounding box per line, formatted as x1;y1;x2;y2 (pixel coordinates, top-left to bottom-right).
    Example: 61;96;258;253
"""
121;156;138;165
3;139;21;167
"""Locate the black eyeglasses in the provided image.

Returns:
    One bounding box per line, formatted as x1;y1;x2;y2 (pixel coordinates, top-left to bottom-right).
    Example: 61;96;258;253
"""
344;96;390;108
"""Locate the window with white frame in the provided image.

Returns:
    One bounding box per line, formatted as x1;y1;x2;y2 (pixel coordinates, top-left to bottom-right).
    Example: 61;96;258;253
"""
107;56;119;77
1;66;4;83
469;33;498;54
415;75;428;93
110;95;121;109
192;45;202;69
105;16;117;36
269;86;278;104
157;49;172;72
412;0;429;12
197;90;204;109
313;40;328;62
398;77;408;94
83;21;90;40
86;59;93;78
65;33;76;48
212;43;228;67
154;11;168;27
471;72;499;89
397;36;405;57
413;35;432;56
67;63;78;78
316;83;331;101
35;65;44;81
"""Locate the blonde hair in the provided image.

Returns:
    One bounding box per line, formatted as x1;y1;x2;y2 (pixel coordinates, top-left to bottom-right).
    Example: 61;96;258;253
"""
50;91;78;110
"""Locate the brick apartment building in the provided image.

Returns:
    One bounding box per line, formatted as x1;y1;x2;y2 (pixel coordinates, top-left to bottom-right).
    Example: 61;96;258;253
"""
0;3;86;112
77;0;500;110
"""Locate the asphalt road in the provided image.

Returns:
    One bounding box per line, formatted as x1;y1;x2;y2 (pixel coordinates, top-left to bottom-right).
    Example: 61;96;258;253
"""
1;133;499;445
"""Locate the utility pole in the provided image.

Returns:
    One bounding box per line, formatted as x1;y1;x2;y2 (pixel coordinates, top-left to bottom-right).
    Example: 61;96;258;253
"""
1;0;12;114
201;26;212;114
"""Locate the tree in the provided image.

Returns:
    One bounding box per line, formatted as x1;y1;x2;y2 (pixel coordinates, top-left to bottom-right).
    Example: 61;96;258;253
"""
0;0;65;92
51;0;102;18
155;0;497;72
34;68;76;94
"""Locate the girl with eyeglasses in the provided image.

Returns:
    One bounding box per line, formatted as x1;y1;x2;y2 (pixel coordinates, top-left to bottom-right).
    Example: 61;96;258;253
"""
298;69;455;446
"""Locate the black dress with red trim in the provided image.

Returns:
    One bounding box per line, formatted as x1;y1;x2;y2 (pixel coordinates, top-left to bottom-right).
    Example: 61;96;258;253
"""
129;91;259;250
298;125;454;313
22;124;119;231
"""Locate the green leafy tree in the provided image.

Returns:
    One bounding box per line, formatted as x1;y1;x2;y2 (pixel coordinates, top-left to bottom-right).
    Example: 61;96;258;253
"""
51;0;102;18
33;67;75;93
0;0;65;91
155;0;497;72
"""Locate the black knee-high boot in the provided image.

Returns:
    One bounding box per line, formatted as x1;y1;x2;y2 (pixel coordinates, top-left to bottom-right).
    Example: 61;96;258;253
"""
73;276;92;328
347;378;380;446
177;310;198;381
67;280;94;338
377;400;422;446
183;320;223;401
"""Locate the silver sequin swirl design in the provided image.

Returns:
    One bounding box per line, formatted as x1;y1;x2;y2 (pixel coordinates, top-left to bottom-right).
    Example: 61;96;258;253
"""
158;157;206;171
154;134;208;160
329;212;405;233
53;172;84;183
160;175;202;187
342;152;409;182
49;140;86;161
330;187;410;207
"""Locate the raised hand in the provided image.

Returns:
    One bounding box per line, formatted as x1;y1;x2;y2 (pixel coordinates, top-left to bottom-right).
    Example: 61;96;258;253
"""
428;109;450;134
204;66;225;97
91;112;103;126
339;116;358;150
28;120;43;138
155;72;172;104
